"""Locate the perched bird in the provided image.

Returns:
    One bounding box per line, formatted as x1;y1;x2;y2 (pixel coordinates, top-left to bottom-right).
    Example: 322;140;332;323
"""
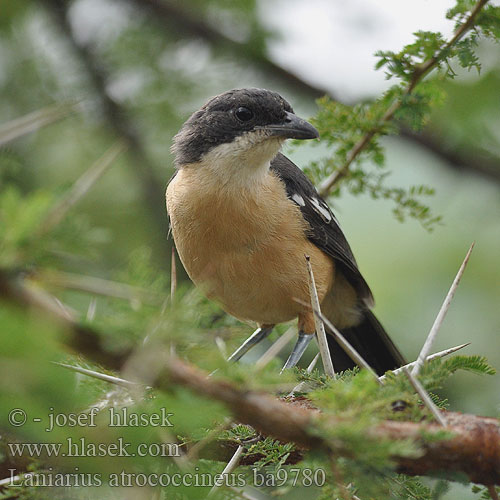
166;88;404;375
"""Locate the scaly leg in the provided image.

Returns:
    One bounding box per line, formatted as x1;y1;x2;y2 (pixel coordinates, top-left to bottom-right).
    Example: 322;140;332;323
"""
281;331;314;372
227;325;274;362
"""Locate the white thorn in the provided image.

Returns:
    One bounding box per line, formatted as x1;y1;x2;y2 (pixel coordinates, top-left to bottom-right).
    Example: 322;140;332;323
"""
86;297;97;322
54;362;140;388
305;255;335;377
297;296;381;384
412;243;474;376
379;343;469;381
403;367;447;426
288;353;321;396
208;445;244;496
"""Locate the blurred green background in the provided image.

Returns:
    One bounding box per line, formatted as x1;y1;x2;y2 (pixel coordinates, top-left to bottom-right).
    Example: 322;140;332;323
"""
1;1;499;498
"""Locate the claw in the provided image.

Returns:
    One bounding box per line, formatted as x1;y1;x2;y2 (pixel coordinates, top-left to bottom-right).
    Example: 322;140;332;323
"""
227;326;274;362
281;331;314;372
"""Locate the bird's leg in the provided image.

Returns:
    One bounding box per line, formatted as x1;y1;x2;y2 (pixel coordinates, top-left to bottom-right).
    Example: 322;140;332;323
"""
227;325;274;362
281;331;314;372
281;312;316;372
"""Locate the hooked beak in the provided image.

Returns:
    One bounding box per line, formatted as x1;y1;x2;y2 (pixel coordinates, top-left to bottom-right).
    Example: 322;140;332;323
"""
257;112;319;140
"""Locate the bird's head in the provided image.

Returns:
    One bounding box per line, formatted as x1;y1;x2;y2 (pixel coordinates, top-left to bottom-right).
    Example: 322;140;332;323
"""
171;88;319;173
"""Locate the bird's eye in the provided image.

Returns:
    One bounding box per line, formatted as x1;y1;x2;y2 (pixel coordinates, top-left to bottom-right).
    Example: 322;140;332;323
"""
235;106;254;122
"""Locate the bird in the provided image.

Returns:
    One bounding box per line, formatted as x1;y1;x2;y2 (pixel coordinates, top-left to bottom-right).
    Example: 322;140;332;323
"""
166;88;405;375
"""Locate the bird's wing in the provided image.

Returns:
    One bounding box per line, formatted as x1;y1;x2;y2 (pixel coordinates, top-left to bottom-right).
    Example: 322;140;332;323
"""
270;153;374;305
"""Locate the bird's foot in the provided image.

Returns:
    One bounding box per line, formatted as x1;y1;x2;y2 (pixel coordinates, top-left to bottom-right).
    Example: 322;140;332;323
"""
227;326;274;362
281;331;314;373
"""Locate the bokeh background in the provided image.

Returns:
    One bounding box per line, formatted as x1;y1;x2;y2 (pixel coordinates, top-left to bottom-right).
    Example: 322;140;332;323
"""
1;1;499;498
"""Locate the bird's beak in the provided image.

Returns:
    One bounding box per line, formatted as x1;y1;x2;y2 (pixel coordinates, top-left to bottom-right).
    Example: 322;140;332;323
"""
257;111;319;140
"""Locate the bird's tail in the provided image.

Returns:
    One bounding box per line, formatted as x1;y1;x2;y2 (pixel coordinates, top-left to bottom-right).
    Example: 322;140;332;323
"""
325;309;405;376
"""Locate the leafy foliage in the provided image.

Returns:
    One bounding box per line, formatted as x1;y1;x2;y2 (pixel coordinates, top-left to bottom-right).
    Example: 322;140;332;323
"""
472;485;500;500
310;0;500;231
0;1;499;499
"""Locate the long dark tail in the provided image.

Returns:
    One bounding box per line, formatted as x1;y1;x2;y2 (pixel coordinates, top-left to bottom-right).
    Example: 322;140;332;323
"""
325;309;405;376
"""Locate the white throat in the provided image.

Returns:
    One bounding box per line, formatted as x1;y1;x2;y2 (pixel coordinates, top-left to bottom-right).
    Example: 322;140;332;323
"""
186;132;285;191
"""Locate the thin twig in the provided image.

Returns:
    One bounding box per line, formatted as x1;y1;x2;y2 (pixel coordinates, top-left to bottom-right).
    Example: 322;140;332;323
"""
54;362;140;388
309;352;320;371
295;298;381;384
289;353;320;396
38;269;160;304
379;343;469;381
23;280;79;320
0;269;129;370
37;141;127;236
208;445;244;497
52;296;76;321
0;101;80;146
402;367;447;426
400;127;500;185
318;0;490;196
42;0;170;257
86;297;97;322
488;486;500;500
0;474;23;487
215;336;228;359
304;255;335;377
412;243;474;376
255;327;295;369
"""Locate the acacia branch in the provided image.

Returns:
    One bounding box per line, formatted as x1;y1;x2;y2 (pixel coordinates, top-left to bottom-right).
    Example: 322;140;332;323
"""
41;0;169;257
318;0;490;197
124;0;500;186
190;405;500;483
1;270;499;486
0;270;129;370
400;127;500;183
159;362;500;486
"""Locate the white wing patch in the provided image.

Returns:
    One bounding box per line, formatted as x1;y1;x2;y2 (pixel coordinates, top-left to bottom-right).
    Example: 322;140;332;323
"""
310;196;333;223
291;190;342;229
291;193;305;207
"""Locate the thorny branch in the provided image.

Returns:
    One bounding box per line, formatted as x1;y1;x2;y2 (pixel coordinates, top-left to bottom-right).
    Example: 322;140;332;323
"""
318;0;490;197
124;0;500;186
0;270;129;370
400;127;500;183
1;270;499;486
412;243;474;376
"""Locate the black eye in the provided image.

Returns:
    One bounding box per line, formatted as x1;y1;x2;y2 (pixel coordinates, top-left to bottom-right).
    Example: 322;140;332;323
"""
235;106;254;122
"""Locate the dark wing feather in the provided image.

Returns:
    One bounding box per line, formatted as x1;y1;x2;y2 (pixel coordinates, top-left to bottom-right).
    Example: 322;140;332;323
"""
270;153;373;305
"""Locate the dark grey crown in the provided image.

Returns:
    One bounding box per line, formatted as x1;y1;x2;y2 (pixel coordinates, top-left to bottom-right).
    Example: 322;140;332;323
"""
171;88;294;166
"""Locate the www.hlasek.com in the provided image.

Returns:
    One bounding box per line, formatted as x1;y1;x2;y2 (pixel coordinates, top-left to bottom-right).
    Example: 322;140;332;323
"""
7;467;326;488
8;438;180;458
